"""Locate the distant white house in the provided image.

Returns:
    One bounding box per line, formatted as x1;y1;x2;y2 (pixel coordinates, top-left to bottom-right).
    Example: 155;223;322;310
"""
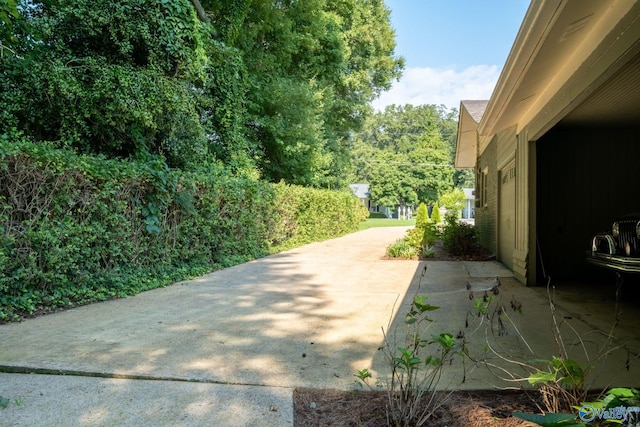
348;184;391;217
462;188;475;220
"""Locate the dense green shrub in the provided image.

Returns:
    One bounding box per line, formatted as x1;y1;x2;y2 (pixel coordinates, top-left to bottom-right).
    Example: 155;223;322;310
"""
270;182;369;251
404;227;424;250
0;138;366;321
441;214;477;256
422;224;439;247
386;239;418;259
430;202;442;224
394;224;438;259
415;202;429;229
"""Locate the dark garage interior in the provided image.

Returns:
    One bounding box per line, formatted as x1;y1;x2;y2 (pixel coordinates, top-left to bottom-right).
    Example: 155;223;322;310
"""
536;125;640;287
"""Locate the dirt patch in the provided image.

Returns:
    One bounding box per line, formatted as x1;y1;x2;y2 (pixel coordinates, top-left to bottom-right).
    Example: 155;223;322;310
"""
294;388;543;426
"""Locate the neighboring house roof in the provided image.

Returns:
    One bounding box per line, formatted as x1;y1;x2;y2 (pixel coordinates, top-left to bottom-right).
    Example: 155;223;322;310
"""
456;0;640;168
348;183;370;199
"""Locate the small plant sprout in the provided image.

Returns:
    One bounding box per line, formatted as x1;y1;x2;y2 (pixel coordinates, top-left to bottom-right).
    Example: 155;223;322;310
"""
354;368;373;390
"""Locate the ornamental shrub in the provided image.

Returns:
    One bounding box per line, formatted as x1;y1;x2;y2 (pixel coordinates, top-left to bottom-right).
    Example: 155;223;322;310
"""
404;227;424;250
430;202;442;224
415;202;429;229
401;222;438;259
423;224;438;247
441;213;477;256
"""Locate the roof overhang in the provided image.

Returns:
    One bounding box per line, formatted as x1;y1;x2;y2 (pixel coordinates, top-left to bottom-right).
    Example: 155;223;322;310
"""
478;0;640;140
455;100;488;168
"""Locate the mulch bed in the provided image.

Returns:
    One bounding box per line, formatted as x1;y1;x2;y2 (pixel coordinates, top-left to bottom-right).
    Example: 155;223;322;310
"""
293;388;543;426
427;239;496;262
381;240;495;262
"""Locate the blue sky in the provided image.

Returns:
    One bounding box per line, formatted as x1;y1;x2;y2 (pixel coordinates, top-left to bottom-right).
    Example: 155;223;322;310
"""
373;0;530;111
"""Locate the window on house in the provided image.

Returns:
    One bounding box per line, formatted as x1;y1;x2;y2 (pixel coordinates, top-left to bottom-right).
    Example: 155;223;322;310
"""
476;167;488;208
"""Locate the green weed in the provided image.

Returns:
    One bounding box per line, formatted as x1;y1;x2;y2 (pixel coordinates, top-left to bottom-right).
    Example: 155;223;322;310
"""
356;267;467;426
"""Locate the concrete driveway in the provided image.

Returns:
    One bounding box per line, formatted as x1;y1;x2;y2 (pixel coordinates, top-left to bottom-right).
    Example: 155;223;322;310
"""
0;226;638;426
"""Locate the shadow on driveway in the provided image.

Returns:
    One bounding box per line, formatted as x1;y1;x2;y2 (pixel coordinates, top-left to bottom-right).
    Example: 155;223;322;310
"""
1;227;638;426
0;227;416;425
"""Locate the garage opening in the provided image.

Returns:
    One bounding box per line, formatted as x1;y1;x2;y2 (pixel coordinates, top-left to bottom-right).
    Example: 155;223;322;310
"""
536;125;640;284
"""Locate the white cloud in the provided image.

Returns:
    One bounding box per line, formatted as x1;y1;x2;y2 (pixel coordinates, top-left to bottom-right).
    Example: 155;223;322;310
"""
372;65;501;112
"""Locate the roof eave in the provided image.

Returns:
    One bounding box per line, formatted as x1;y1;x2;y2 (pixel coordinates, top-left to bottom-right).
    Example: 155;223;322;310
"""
455;100;488;168
478;0;560;137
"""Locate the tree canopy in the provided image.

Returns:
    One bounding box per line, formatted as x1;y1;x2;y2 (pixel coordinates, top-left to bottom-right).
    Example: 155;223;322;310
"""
0;0;404;186
350;104;456;208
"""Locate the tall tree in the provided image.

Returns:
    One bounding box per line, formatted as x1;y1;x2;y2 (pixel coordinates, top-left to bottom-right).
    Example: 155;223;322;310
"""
454;168;475;188
0;0;235;169
0;0;18;47
230;0;404;186
1;0;403;185
351;104;455;207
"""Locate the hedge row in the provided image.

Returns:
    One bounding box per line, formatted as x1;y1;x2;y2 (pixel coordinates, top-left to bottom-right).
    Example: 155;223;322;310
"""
0;138;368;321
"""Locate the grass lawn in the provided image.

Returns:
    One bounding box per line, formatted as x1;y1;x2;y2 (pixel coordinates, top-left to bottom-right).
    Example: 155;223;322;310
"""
359;218;416;230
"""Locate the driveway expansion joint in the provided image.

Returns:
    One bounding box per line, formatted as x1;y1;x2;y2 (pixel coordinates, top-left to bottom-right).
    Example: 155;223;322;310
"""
0;365;289;389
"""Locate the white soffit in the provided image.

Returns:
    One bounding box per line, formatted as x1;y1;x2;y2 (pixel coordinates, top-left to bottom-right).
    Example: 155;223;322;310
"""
479;0;638;138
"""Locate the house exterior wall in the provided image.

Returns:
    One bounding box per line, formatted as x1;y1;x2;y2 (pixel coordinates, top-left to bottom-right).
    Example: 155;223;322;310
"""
475;137;498;254
462;188;475;219
498;159;516;271
477;126;535;283
462;200;474;219
496;127;517;271
476;127;520;263
496;127;516;170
